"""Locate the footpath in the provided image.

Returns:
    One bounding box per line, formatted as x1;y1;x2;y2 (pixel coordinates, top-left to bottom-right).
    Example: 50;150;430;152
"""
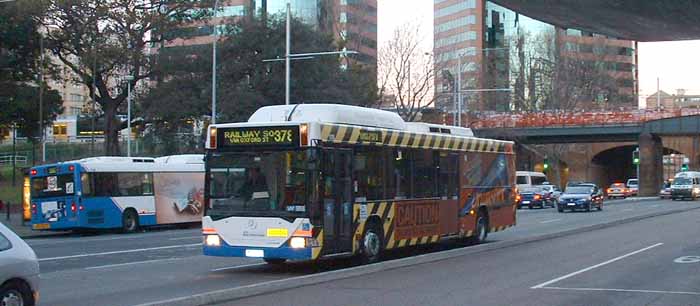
0;212;68;239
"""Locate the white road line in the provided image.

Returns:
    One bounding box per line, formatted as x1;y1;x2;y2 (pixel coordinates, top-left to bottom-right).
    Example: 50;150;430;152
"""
39;243;201;262
622;208;634;211
539;219;562;224
531;242;663;289
539;286;700;296
28;231;200;246
168;236;202;241
84;257;183;270
210;263;267;272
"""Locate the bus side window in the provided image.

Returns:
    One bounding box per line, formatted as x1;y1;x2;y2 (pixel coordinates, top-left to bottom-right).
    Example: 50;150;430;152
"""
94;173;118;196
413;149;438;198
81;173;93;196
392;149;410;199
439;153;459;199
142;173;153;195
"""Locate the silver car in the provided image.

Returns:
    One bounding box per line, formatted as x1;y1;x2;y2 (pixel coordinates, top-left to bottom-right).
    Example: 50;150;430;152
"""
0;222;39;306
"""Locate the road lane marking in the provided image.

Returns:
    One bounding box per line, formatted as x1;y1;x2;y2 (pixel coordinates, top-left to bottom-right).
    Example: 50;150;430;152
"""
622;208;634;211
169;236;202;241
539;219;562;224
531;242;663;289
210;263;267;272
39;243;201;261
85;257;183;270
28;231;200;246
539;286;700;296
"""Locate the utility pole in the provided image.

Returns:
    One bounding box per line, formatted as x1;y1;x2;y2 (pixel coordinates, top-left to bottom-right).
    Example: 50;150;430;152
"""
38;36;45;163
285;1;291;105
457;55;462;127
657;77;661;109
211;0;220;123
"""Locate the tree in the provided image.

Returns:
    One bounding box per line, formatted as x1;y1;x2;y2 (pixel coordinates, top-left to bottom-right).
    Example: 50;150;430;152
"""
1;0;63;148
37;0;210;155
378;22;437;121
143;13;377;127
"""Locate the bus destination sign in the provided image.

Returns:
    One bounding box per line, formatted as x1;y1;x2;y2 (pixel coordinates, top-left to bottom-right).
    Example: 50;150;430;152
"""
219;126;300;148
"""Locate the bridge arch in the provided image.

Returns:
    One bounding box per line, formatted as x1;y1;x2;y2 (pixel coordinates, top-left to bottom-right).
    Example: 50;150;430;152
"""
590;145;684;188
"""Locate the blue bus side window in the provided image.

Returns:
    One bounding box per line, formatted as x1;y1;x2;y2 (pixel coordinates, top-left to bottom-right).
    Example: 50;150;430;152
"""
81;173;92;196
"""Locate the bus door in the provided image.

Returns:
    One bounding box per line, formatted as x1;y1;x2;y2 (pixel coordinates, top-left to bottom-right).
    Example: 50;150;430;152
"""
321;148;354;254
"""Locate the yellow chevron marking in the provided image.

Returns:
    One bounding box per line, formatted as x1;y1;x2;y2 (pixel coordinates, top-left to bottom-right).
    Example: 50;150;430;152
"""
466;230;473;237
460;139;469;150
422;135;433;148
312;229;324;259
336;126;348;142
400;132;410;146
431;235;439;243
389;131;399;145
411;134;422;148
419;236;428;245
398;239;407;247
409;238;418;246
321;125;331;140
442;137;452;149
348;128;361;143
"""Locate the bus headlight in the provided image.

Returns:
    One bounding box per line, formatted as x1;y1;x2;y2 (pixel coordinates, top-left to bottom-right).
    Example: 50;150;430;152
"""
290;237;306;248
693;187;700;194
205;234;221;247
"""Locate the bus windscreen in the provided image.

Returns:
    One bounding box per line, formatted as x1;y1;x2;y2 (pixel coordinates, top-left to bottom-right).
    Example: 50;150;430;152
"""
31;174;76;198
207;150;310;219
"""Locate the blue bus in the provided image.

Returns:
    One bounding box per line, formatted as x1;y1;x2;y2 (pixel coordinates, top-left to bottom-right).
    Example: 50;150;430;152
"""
29;155;204;232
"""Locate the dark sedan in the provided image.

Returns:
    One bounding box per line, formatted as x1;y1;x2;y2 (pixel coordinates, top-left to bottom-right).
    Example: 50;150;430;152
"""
558;185;604;212
517;187;553;209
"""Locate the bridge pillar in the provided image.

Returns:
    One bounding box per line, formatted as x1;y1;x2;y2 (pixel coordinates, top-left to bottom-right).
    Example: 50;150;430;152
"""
639;133;664;196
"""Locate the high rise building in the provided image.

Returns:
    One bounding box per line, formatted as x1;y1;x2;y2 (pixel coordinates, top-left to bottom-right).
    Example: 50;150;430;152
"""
165;0;377;67
434;0;637;113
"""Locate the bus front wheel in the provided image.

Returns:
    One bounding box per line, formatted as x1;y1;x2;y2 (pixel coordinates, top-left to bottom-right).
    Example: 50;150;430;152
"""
360;222;384;264
122;209;140;233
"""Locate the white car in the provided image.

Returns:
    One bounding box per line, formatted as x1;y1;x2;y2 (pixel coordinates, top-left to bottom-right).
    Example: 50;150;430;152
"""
0;222;40;306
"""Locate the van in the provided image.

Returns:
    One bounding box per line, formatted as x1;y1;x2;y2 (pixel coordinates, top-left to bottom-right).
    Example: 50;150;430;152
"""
671;171;700;200
516;171;548;189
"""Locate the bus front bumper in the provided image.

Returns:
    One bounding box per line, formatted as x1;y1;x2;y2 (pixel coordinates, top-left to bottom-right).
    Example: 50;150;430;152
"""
203;239;313;260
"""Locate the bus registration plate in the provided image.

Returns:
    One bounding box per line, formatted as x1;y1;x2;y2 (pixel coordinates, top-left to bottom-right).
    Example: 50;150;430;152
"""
245;249;264;258
33;223;50;230
266;228;288;237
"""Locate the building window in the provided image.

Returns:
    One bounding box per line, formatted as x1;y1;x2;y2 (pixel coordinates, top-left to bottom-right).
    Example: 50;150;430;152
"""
435;0;476;18
70;94;83;102
435;15;476;33
340;12;347;23
53;124;68;136
435;31;477;48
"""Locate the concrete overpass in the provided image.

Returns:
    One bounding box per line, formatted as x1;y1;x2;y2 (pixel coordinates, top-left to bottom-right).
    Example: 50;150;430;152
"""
492;0;700;41
473;114;700;196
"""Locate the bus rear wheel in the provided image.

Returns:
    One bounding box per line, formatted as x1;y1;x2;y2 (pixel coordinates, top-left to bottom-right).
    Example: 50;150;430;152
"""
360;222;383;264
122;209;139;233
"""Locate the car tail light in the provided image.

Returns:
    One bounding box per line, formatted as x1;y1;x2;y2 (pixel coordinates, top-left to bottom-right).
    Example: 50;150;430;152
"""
70;202;77;213
534;194;541;200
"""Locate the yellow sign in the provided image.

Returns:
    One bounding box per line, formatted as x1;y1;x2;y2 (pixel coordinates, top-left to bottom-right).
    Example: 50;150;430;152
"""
359;130;381;143
266;228;288;237
220;126;299;147
32;223;50;230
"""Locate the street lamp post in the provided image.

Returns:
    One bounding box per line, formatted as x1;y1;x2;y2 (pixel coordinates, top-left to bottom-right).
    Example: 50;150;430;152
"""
262;1;358;105
211;0;220;123
121;75;134;157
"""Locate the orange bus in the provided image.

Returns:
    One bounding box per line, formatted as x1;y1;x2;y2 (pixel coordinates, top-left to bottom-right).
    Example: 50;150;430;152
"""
202;104;516;264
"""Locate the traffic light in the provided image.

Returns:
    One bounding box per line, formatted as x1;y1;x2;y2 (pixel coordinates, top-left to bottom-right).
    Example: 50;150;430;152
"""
632;150;639;165
543;156;549;171
681;164;689;171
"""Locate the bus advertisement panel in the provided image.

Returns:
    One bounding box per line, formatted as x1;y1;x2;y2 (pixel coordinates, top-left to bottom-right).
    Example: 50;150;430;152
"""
29;155;204;232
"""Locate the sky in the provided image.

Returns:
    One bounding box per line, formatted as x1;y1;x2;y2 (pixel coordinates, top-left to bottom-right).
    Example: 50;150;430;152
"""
377;0;700;109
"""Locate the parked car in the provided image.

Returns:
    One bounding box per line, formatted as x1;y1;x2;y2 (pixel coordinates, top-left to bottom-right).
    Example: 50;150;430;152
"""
518;186;553;209
0;222;39;306
626;178;639;196
659;181;672;199
540;185;562;203
606;182;628;199
558;185;604;212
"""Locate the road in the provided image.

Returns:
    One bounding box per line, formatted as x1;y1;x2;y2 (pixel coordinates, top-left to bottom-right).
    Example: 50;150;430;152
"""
29;198;698;306
229;200;700;306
